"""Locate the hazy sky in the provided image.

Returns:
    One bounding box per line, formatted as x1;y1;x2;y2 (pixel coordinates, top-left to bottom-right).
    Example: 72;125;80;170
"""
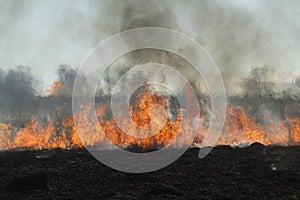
1;0;300;91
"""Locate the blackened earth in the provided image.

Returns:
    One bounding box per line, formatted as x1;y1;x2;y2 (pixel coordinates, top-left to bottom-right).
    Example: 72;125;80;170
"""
0;143;300;199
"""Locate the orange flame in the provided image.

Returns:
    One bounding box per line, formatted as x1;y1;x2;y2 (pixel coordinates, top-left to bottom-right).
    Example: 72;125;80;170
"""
44;81;63;96
0;123;12;149
0;82;299;150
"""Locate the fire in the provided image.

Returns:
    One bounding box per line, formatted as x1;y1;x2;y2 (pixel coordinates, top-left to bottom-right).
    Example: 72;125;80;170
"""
53;81;63;95
0;123;12;149
44;81;63;96
14;116;67;149
218;104;291;145
0;81;299;150
287;117;300;143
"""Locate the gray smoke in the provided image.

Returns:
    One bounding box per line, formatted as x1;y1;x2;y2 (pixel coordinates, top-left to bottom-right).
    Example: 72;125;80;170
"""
90;0;299;95
56;64;77;97
243;67;275;97
0;66;38;126
0;65;81;127
1;1;299;93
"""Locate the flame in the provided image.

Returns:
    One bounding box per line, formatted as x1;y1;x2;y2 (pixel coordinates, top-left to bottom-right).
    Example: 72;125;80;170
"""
218;104;291;145
44;81;63;96
0;123;12;149
0;81;299;150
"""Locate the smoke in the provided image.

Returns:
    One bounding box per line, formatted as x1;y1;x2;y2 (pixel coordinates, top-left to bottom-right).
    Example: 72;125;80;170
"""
88;0;299;95
1;0;300;93
119;1;178;31
0;66;37;105
243;67;275;97
295;77;300;88
292;76;300;100
0;66;39;126
0;65;83;127
56;65;77;97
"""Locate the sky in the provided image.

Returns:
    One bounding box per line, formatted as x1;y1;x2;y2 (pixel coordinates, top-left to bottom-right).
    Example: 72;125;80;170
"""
0;0;300;93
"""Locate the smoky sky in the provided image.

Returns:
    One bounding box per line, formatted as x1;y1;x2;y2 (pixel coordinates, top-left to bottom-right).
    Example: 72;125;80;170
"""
0;0;300;93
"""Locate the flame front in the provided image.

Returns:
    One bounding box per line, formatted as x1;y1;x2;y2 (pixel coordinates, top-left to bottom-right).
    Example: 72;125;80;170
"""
0;81;299;150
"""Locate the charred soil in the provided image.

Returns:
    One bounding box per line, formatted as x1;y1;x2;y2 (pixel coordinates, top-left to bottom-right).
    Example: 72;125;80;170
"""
0;145;299;199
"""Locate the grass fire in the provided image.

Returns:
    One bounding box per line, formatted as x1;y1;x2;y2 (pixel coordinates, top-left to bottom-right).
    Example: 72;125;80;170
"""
1;1;300;199
0;68;299;150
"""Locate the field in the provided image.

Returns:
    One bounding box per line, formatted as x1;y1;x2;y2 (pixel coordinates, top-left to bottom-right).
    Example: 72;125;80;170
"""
0;144;299;199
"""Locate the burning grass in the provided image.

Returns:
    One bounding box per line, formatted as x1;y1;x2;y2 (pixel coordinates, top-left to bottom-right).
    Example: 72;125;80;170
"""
0;74;299;151
0;97;299;151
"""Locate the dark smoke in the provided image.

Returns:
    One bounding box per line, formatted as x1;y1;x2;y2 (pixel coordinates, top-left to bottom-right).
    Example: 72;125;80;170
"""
56;64;77;97
0;66;38;126
243;67;275;97
120;1;178;31
0;65;80;128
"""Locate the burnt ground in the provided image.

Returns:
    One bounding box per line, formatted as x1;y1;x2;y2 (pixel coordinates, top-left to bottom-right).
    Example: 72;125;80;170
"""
0;144;299;200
